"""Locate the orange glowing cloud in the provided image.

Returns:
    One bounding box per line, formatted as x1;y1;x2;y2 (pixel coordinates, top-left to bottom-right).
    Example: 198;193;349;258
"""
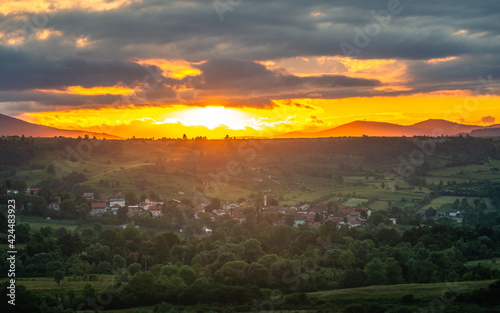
258;56;409;85
36;29;62;40
35;85;134;96
426;56;458;64
136;59;203;79
0;0;138;15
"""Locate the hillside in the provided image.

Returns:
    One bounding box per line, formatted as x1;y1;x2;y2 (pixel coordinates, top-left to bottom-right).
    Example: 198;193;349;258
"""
0;113;121;139
278;119;486;138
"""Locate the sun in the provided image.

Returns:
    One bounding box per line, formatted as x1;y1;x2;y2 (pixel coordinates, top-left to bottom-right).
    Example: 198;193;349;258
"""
176;106;252;130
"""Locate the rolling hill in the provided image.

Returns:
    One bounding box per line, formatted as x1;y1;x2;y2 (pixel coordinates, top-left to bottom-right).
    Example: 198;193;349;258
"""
0;113;121;139
278;119;486;138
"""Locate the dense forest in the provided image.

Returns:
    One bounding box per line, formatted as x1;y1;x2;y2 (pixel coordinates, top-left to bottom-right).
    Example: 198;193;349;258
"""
1;209;500;312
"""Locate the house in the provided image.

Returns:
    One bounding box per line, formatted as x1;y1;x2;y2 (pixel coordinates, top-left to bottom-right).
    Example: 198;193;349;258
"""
232;207;246;223
222;201;240;210
389;218;397;225
214;209;230;216
349;219;363;228
90;202;107;216
193;203;209;219
48;202;60;211
360;208;372;217
127;205;142;216
305;212;316;222
26;187;40;195
293;214;307;226
6;190;19;195
265;205;287;213
350;211;361;218
110;204;122;215
109;197;126;208
325;217;343;225
311;203;327;212
149;205;163;218
448;209;461;217
298;202;313;210
83;192;94;200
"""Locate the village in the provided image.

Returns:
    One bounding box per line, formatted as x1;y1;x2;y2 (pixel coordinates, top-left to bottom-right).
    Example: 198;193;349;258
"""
8;187;463;231
81;191;375;229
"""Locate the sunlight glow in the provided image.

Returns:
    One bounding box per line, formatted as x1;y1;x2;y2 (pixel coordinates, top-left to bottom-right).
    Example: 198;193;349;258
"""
35;85;134;96
168;106;252;130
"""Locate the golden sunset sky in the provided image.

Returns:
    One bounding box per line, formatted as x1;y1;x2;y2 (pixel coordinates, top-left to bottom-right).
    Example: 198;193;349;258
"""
1;0;499;138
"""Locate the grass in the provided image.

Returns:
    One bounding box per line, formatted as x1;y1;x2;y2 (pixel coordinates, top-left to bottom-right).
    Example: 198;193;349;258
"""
465;258;500;271
369;200;389;210
308;280;495;301
4;275;116;295
342;198;369;207
420;196;493;212
16;215;79;232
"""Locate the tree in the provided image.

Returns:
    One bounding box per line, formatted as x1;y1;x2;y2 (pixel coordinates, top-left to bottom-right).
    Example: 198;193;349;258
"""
78;203;90;219
128;263;142;276
54;270;65;285
385;257;404;284
112;255;126;269
268;198;279;206
214;261;249;285
69;262;92;276
117;206;128;223
243;239;265;263
29;195;47;216
16;223;31;243
364;258;387;285
285;214;295;227
209;197;221;211
314;212;324;222
178;265;197;285
83;283;95;299
425;207;437;218
182;134;188;140
60;199;77;215
46;261;64;276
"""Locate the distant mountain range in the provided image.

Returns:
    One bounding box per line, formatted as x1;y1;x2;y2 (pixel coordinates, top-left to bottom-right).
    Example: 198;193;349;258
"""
2;112;499;139
0;113;121;139
277;119;499;138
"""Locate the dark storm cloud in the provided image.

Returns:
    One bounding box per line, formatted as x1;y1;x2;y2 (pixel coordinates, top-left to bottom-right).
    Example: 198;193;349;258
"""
25;0;499;61
0;0;499;114
183;58;379;93
0;47;159;91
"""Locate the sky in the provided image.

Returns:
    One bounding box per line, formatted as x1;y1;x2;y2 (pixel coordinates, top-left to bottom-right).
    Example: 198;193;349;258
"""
1;0;500;138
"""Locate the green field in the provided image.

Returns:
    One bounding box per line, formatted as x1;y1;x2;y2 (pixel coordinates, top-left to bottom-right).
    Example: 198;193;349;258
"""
308;280;495;301
1;275;115;295
420;196;494;212
342;197;368;207
369;200;389;210
465;258;500;271
16;215;79;232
